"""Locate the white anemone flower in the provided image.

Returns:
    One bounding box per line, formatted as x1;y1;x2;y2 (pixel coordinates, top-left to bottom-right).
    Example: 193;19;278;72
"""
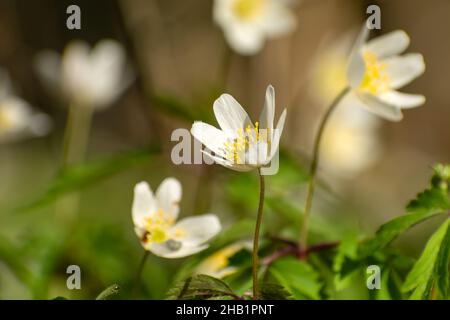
308;34;382;176
191;85;286;172
132;178;222;258
0;71;51;142
213;0;297;55
347;28;426;121
35;39;131;110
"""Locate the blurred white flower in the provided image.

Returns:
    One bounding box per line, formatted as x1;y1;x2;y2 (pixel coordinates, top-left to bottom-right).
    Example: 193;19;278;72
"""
191;85;286;172
132;178;221;258
320;103;382;176
35;39;131;110
347;28;426;121
309;34;382;176
195;242;251;278
213;0;297;55
0;70;52;142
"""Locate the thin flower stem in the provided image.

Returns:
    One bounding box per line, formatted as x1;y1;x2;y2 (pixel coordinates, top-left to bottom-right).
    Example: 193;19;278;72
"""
133;250;149;297
62;103;94;168
56;102;94;223
252;168;265;300
299;87;350;255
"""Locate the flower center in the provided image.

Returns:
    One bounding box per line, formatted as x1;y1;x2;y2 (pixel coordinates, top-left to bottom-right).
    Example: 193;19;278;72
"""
142;209;175;244
359;50;390;95
232;0;265;21
221;122;270;164
0;108;14;130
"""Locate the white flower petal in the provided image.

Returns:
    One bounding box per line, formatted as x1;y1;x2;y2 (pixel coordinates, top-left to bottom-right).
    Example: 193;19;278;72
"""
132;182;156;228
202;151;254;172
89;40;127;107
259;85;275;130
383;53;425;89
263;2;297;37
378;91;425;109
156;177;182;221
365;30;410;59
270;108;287;159
171;214;222;247
347;26;370;88
61;41;91;101
356;92;403;121
223;25;265;55
213;93;253;132
147;242;209;259
191;121;229;158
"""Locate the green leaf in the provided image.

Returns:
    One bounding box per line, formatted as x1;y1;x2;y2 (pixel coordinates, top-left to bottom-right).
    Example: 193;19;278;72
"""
52;296;68;300
333;233;360;290
361;164;450;256
259;283;292;300
166;274;239;300
96;284;121;300
407;164;450;213
0;235;32;287
270;257;322;300
402;218;450;299
360;211;446;256
21;147;159;211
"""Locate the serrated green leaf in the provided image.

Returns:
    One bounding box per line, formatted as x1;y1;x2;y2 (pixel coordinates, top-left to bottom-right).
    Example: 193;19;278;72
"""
407;164;450;212
333;233;360;290
270;257;322;300
402;218;450;300
361;165;450;256
20;147;159;211
96;284;120;300
260;283;292;300
361;211;446;256
166;274;239;300
436;220;450;298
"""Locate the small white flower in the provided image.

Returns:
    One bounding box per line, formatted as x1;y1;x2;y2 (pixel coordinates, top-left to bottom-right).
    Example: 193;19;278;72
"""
35;39;131;110
308;34;382;176
320;102;382;176
132;178;221;258
214;0;297;55
0;70;51;142
191;85;286;172
347;27;426;121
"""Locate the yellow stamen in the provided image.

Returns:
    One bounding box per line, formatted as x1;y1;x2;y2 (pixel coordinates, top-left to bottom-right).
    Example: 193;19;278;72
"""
359;51;391;95
222;121;271;164
142;209;175;244
232;0;265;21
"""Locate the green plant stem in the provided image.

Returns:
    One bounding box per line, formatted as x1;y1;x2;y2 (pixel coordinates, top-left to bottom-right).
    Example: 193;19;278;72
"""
56;102;94;224
133;250;149;297
252;168;265;300
299;87;350;255
62;102;94;168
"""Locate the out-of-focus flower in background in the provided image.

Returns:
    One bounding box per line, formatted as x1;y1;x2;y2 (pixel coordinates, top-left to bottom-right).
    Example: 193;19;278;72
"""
213;0;297;55
0;70;52;143
347;28;426;122
132;178;222;258
191;85;286;171
309;35;382;176
34;39;132;110
320;103;382;177
195;242;251;278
